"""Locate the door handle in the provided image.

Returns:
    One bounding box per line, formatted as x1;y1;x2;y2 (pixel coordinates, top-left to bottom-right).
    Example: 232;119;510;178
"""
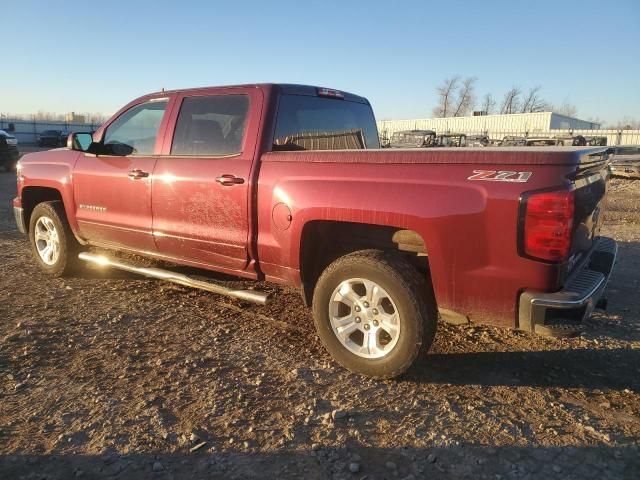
128;169;149;180
215;174;245;186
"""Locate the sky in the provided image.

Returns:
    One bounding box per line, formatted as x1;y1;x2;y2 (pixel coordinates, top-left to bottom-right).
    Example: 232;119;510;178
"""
1;0;639;125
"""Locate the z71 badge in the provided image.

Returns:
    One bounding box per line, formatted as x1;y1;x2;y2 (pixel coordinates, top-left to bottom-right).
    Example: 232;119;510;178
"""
467;170;532;182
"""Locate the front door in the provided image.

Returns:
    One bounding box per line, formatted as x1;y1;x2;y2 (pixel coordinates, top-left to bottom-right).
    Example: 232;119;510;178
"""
73;98;170;251
151;90;259;272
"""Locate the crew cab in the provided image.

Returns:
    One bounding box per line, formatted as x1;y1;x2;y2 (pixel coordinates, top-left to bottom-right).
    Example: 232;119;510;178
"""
13;84;617;378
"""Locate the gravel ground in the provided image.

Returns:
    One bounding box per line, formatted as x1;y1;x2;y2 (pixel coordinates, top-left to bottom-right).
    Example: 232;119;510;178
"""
0;172;638;479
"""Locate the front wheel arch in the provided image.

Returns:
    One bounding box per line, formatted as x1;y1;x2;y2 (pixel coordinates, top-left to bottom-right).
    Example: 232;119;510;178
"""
28;201;82;277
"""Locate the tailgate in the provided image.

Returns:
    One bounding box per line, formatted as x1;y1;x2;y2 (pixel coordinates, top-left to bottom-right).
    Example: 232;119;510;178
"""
564;150;611;278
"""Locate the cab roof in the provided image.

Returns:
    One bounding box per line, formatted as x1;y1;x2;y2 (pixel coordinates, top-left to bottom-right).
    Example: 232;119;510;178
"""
147;83;370;104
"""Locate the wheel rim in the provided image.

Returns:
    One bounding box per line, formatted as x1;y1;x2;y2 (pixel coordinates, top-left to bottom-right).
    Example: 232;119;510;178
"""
329;278;401;359
34;216;60;266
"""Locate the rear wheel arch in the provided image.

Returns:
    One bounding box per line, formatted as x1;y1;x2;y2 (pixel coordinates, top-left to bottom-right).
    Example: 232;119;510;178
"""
298;220;432;307
311;248;438;378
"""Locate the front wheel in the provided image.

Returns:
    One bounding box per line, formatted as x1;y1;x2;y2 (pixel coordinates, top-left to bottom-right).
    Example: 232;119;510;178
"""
312;250;437;379
29;201;82;277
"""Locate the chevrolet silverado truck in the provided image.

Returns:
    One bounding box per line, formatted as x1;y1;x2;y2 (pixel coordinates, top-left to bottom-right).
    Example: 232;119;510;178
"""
13;84;617;378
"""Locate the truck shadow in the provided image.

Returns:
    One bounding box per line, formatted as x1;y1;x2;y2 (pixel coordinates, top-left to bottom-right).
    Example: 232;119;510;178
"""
592;240;640;341
411;347;639;392
0;444;636;479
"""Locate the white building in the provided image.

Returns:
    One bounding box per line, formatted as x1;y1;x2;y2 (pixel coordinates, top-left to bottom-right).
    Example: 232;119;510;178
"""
377;112;601;138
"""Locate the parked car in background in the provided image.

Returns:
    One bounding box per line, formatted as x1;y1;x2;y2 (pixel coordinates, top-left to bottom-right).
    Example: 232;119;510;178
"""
465;134;490;147
501;135;527;146
388;130;436;148
609;146;640;179
38;129;69;147
0;129;19;171
525;137;559;146
435;133;466;147
501;135;589;147
585;136;607;146
552;135;590;146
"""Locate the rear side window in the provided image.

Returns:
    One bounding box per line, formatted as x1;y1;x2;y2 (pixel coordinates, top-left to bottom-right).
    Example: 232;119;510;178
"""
273;95;380;151
171;95;249;156
104;100;168;155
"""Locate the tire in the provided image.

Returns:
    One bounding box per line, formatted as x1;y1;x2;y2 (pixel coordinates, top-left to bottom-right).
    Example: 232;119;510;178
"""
29;201;82;277
312;249;437;379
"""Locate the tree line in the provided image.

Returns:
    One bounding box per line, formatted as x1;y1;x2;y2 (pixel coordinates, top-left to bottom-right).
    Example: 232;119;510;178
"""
432;76;578;118
1;111;109;124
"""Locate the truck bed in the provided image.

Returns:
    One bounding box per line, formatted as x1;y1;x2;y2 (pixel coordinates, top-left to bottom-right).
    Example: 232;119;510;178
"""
263;147;609;166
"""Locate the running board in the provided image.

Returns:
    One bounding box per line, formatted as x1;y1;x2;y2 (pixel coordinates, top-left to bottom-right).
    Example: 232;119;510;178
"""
78;252;270;305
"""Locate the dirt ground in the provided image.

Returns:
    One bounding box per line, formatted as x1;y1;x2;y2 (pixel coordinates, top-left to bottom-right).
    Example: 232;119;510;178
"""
0;171;638;479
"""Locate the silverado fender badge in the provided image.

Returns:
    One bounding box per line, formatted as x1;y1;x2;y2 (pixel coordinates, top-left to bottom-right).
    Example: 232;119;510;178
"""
467;170;532;183
79;204;107;212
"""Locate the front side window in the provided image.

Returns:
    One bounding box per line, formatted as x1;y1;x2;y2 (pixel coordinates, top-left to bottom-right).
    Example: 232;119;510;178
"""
273;95;380;151
171;95;249;156
103;99;168;155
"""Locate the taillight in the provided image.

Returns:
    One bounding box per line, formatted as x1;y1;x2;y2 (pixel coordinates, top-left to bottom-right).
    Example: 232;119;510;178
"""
521;190;575;262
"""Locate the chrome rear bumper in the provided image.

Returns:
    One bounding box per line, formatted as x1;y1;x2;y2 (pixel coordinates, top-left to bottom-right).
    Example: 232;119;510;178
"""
519;237;617;334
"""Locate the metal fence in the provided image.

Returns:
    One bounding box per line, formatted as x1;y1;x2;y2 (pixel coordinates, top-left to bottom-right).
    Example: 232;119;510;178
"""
377;125;640;147
0;118;101;145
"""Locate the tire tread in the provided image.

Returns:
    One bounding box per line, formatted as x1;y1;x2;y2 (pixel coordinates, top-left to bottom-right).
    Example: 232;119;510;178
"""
312;249;437;379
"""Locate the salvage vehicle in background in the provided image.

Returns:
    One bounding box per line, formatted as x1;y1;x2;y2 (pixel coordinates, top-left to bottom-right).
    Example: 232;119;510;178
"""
585;136;607;146
465;135;490;147
13;84;617;378
610;146;640;179
525;137;560;146
0;129;19;172
501;135;527;146
38;129;70;147
435;133;466;147
388;130;436;148
501;135;591;147
553;135;590;146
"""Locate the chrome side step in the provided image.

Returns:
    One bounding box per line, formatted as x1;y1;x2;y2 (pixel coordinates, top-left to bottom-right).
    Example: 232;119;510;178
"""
78;252;270;305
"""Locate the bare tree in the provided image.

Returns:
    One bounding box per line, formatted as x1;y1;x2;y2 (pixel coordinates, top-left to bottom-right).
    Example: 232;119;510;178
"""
500;87;521;114
432;76;460;118
452;77;477;117
554;101;578;118
480;93;496;115
84;112;109;124
520;86;546;113
611;117;640;129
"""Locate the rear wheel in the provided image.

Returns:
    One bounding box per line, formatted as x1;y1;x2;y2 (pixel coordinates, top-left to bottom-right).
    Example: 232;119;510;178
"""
29;201;82;277
312;250;437;379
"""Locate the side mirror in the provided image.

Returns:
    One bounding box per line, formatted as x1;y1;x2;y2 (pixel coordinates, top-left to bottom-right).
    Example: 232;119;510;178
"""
68;132;94;152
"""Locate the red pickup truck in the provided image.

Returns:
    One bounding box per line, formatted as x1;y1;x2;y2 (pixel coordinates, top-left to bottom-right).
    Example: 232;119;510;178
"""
13;84;617;378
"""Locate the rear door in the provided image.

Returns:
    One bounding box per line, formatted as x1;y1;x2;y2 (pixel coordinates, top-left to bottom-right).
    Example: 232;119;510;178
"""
151;88;262;272
73;97;172;250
